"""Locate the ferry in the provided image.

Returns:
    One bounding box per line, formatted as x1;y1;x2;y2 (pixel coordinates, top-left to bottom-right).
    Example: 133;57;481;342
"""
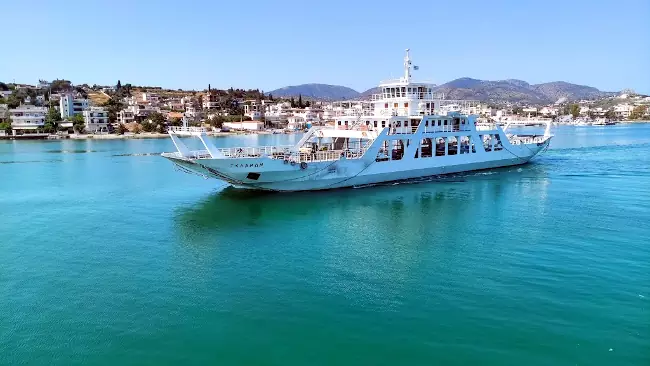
162;50;553;192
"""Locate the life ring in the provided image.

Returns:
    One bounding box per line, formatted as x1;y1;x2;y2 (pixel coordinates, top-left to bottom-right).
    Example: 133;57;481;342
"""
283;159;289;164
300;162;307;170
340;152;346;158
290;161;296;166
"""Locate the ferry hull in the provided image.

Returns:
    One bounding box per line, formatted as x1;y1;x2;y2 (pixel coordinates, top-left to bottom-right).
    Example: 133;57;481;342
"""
164;140;548;192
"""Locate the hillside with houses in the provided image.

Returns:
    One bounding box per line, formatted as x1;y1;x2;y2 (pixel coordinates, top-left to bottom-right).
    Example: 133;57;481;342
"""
0;79;648;139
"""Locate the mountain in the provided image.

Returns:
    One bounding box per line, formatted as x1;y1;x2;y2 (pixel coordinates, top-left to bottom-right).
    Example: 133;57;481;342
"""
270;79;615;104
433;78;548;104
268;83;360;100
532;81;612;103
433;78;616;104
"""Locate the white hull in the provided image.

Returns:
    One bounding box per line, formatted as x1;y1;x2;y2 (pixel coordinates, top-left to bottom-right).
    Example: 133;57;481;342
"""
165;139;548;192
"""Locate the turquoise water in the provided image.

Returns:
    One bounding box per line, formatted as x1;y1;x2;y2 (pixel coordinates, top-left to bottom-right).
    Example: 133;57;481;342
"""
1;125;649;365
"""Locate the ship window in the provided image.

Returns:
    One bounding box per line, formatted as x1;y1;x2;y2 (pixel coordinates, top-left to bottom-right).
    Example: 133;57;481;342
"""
421;138;432;158
436;138;446;156
344;121;348;125
444;120;448;125
384;103;388;108
374;121;377;128
401;87;406;95
393;103;398;108
391;140;404;160
396;121;401;127
337;121;341;125
382;121;386;127
404;102;409;108
366;121;370;125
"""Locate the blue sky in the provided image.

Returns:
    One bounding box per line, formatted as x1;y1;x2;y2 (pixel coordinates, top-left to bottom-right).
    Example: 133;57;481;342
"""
1;0;648;93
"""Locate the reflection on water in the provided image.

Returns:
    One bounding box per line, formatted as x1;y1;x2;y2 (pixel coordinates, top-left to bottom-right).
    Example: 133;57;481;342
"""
174;162;550;237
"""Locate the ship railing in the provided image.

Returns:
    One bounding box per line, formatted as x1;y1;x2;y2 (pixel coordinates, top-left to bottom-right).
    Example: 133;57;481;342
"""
371;93;445;101
217;145;295;158
162;150;212;159
291;149;367;163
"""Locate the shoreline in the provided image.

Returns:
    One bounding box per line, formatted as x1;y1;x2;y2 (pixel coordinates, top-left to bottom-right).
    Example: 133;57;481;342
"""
0;130;298;141
1;121;648;141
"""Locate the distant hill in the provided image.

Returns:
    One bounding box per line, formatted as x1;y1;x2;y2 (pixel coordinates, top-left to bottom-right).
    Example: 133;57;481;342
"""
432;78;616;104
270;79;616;104
268;83;360;100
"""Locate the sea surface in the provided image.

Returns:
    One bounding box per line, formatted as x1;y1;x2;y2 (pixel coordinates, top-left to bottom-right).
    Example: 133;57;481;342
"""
1;124;649;365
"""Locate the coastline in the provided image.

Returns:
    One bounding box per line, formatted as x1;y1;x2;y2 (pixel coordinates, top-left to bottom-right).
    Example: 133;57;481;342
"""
0;130;296;141
1;122;648;141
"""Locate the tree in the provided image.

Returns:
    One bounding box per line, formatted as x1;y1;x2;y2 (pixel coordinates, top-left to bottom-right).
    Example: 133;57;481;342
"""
132;124;142;134
0;115;11;134
570;104;580;119
290;97;296;108
605;109;615;120
117;123;128;135
629;105;648;120
170;117;182;126
298;94;303;108
50;79;72;93
6;94;21;109
147;112;166;125
141;121;155;132
45;107;62;124
43;108;61;133
102;95;124;124
116;80;122;91
70;114;85;133
0;82;8;91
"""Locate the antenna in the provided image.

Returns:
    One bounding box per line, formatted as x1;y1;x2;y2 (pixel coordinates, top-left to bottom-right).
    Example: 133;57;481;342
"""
403;49;411;82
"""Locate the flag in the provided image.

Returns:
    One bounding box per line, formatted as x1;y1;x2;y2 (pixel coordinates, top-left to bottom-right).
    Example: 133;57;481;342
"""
413;65;419;70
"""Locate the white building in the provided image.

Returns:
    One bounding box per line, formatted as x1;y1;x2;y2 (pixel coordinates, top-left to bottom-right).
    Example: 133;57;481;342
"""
539;106;559;116
83;107;110;133
35;95;46;106
59;93;89;118
118;109;135;125
0;90;12;99
223;121;264;131
614;104;634;118
8;105;47;135
142;92;160;105
287;115;306;130
165;98;184;111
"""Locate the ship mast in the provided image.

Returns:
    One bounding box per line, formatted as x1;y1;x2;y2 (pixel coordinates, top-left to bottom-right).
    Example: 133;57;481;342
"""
403;48;411;83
